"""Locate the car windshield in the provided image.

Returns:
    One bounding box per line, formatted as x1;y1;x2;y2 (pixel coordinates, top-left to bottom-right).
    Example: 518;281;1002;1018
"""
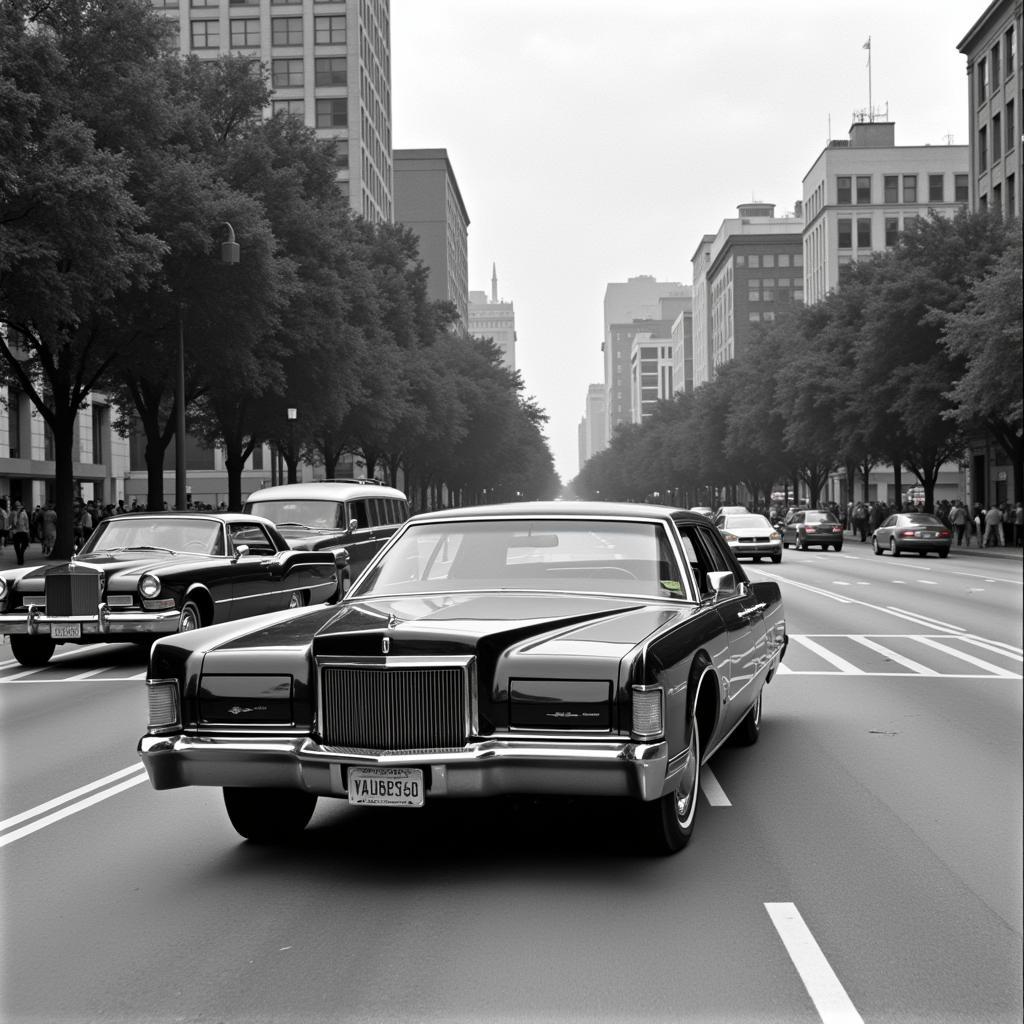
81;517;223;555
247;499;343;530
901;514;942;525
725;515;771;529
805;512;839;523
351;519;686;600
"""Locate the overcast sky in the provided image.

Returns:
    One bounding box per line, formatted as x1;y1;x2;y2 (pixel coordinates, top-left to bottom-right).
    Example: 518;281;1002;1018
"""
390;0;982;485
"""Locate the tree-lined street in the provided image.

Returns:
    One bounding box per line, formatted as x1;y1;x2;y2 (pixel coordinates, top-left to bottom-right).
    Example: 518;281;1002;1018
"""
3;544;1019;1024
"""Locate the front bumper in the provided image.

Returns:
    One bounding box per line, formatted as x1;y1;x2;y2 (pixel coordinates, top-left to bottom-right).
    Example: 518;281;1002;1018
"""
138;733;671;802
728;541;781;557
0;604;181;637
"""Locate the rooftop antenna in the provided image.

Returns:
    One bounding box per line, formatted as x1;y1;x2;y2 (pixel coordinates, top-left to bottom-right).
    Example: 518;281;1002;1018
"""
863;36;872;120
944;133;955;145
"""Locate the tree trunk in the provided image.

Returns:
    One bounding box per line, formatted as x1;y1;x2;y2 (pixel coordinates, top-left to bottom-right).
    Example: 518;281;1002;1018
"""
51;414;79;561
890;453;903;510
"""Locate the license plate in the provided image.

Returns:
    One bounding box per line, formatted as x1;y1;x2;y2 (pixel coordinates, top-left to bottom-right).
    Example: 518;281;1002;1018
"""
922;532;935;538
51;623;82;639
348;767;424;808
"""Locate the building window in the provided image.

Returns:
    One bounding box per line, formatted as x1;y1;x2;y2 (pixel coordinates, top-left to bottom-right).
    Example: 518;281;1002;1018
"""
271;16;302;45
1007;100;1015;152
885;217;899;247
993;113;1002;161
1006;27;1016;80
762;280;775;301
747;280;760;302
954;174;968;202
229;17;260;47
993;183;1002;216
903;174;917;203
315;98;347;128
793;253;803;267
229;0;253;5
314;14;346;44
332;138;349;168
856;176;871;203
1007;175;1015;218
856;218;871;248
272;58;303;87
838;218;852;249
272;98;304;118
762;312;775;322
153;0;179;7
928;174;944;202
762;254;775;268
978;56;988;102
777;253;790;267
734;254;746;267
748;312;761;323
190;19;219;47
992;42;1001;86
979;126;988;172
315;56;346;85
884;175;899;203
191;0;216;7
837;176;851;204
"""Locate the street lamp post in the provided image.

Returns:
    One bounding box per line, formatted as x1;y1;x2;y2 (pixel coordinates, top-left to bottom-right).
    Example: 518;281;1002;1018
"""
287;407;297;484
175;222;239;510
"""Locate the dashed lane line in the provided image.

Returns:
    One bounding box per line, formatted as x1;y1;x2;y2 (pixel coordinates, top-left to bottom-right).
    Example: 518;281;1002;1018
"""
765;902;864;1023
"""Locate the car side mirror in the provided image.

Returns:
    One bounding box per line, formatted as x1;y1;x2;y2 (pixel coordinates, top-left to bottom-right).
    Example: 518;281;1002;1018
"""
707;571;737;595
349;518;359;532
232;543;250;562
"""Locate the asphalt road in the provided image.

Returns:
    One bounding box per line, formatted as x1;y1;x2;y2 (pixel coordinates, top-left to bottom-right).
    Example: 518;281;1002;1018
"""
1;541;1021;1024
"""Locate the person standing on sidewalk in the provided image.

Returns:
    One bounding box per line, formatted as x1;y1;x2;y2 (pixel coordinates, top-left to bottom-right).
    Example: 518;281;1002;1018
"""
983;505;1003;547
949;502;969;546
10;500;30;566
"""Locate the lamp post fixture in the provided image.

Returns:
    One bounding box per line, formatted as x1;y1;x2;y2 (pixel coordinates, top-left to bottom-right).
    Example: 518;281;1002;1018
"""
287;407;297;484
175;222;239;510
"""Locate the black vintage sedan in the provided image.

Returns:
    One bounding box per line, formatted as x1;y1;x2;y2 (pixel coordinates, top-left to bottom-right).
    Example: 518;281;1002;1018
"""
139;502;787;855
0;512;338;666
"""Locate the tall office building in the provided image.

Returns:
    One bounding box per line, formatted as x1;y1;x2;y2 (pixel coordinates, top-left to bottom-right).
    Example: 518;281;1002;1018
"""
802;121;967;305
155;0;393;223
691;204;803;388
578;383;607;469
602;277;687;439
957;1;1022;219
468;266;517;370
393;148;470;326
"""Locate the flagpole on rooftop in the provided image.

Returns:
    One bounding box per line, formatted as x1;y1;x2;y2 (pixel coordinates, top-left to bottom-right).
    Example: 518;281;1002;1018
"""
863;36;872;120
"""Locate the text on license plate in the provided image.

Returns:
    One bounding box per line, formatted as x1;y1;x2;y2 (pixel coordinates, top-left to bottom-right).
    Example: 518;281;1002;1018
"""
348;767;424;808
51;623;82;639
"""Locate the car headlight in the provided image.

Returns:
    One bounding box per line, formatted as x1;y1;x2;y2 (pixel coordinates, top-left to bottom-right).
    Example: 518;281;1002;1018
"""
770;531;780;540
722;532;738;542
139;574;162;600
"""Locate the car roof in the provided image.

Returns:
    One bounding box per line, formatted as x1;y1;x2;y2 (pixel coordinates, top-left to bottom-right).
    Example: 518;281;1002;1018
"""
405;501;705;525
104;511;274;525
244;481;408;503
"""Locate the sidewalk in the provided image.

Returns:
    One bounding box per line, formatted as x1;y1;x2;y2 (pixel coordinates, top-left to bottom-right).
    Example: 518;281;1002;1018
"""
843;532;1023;561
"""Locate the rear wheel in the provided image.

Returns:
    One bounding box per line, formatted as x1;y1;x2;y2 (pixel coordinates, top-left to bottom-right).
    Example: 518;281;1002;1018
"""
223;787;317;843
938;550;949;558
644;718;700;854
889;538;900;557
872;537;883;555
10;635;56;667
734;690;762;746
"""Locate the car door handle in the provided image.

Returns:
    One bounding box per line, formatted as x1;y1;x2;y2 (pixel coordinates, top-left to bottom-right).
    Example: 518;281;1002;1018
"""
738;602;767;618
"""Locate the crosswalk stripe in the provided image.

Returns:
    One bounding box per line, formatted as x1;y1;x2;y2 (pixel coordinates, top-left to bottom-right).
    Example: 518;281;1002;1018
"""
789;635;862;674
910;636;1018;678
848;636;932;675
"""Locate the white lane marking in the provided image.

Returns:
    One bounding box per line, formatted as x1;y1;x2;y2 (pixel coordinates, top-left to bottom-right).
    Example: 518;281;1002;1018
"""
0;764;147;832
832;581;851;586
751;570;852;604
916;580;939;585
700;767;731;806
911;636;1018;678
848;635;932;675
765;902;864;1023
884;607;965;633
0;767;148;849
789;635;862;675
950;570;1023;586
957;635;1023;658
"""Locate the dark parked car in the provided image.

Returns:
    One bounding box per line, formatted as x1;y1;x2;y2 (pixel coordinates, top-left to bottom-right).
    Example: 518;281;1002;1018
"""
872;513;952;557
243;479;409;591
781;509;844;551
0;512;338;666
139;502;787;855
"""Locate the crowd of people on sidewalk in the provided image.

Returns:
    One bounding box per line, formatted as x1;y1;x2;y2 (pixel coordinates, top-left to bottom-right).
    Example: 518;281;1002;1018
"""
841;497;1023;548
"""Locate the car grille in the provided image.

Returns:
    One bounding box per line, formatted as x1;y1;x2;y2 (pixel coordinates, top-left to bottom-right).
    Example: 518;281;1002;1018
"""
319;662;469;750
45;569;101;616
739;537;771;543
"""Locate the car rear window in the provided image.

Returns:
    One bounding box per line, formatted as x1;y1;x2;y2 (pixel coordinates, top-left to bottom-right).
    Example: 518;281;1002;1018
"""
805;512;839;523
247;499;344;530
901;514;942;525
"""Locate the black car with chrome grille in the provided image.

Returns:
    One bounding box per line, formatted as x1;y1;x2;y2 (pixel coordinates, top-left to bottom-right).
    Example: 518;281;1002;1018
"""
139;502;787;855
0;512;338;667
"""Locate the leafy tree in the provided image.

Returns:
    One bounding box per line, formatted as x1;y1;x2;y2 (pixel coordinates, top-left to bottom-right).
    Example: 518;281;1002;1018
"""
940;237;1024;500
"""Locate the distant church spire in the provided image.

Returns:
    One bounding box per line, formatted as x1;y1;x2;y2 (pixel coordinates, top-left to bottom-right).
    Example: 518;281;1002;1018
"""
491;263;498;303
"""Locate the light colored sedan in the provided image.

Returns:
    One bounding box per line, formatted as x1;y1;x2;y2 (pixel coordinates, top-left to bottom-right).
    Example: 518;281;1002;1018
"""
872;513;952;557
718;513;782;563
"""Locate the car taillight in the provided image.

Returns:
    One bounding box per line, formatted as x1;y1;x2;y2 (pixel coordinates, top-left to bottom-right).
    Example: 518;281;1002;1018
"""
900;530;916;538
805;526;816;533
939;530;951;538
146;678;180;731
832;526;842;533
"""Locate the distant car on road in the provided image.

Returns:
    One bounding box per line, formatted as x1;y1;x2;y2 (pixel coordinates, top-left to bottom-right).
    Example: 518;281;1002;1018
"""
717;513;782;563
0;512;338;666
139;502;787;855
243;479;409;591
872;513;952;557
714;505;749;519
689;506;713;517
781;509;844;551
